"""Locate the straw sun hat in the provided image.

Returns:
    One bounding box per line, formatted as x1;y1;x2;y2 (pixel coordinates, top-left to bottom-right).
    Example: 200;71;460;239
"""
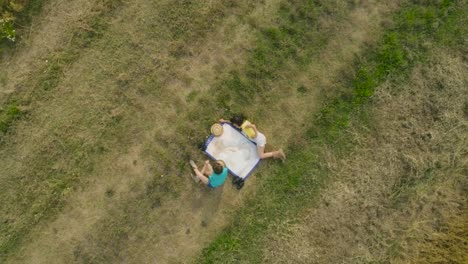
211;123;223;137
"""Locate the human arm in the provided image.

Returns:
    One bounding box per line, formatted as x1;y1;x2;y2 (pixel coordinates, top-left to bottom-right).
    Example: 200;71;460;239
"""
191;160;210;185
244;123;258;138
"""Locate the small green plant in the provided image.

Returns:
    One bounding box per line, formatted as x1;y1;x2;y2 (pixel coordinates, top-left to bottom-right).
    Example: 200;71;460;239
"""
0;104;21;134
1;0;46;51
0;18;15;42
0;0;26;44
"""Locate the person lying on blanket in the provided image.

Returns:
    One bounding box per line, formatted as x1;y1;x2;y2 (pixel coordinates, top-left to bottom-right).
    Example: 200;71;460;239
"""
219;114;286;161
189;159;228;188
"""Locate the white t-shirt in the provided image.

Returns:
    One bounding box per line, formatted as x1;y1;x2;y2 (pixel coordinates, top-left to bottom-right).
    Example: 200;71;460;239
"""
251;131;267;147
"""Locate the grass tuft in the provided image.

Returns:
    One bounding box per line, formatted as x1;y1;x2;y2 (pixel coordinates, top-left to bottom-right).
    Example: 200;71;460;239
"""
0;103;22;134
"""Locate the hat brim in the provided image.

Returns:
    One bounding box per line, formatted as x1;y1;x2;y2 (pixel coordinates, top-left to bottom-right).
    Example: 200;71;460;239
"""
211;124;224;137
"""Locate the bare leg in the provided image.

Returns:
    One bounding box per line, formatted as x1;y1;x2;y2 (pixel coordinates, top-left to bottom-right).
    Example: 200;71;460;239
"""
192;160;212;185
257;146;275;159
257;146;285;160
200;160;213;176
193;169;210;185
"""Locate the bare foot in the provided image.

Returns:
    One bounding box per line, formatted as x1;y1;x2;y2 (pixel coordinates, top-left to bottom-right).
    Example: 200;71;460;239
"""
278;149;286;162
189;160;198;170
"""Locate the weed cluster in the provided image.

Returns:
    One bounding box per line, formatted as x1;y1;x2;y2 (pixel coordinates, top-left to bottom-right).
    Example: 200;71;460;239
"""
0;0;45;51
0;0;22;43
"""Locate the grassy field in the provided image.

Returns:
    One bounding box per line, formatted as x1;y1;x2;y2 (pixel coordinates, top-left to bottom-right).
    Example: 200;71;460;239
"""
199;1;467;263
0;0;466;263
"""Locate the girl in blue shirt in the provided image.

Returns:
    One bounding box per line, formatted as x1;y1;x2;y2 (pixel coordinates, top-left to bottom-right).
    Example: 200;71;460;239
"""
189;159;228;188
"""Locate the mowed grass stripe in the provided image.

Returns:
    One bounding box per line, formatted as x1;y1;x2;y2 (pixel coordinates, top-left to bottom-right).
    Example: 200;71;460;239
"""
66;1;352;261
0;0;124;138
198;1;462;263
178;1;358;156
261;2;467;262
0;1;256;261
2;1;286;262
57;2;378;263
0;0;125;259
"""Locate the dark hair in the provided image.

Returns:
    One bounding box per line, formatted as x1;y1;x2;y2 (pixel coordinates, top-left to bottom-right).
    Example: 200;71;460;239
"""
230;114;245;127
212;161;224;174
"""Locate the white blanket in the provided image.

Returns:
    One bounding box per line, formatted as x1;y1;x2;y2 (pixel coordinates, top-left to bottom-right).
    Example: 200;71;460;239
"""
205;123;260;179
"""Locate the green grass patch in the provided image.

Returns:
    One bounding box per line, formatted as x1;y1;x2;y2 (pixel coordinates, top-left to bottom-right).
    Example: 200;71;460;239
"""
0;103;22;135
0;0;122;135
0;135;99;260
64;2;367;262
312;0;460;145
0;1;261;261
0;0;48;52
158;1;241;41
32;0;122;94
202;148;324;263
215;0;328;107
0;1;125;260
185;0;343;138
157;0;256;60
199;1;462;262
13;0;48;28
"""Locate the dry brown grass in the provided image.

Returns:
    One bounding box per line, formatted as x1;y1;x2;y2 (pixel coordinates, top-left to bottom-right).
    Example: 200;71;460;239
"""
262;49;467;263
1;0;282;263
1;0;439;263
0;0;98;99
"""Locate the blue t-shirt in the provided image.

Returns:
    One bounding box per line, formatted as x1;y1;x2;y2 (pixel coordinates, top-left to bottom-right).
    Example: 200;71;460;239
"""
208;167;228;188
